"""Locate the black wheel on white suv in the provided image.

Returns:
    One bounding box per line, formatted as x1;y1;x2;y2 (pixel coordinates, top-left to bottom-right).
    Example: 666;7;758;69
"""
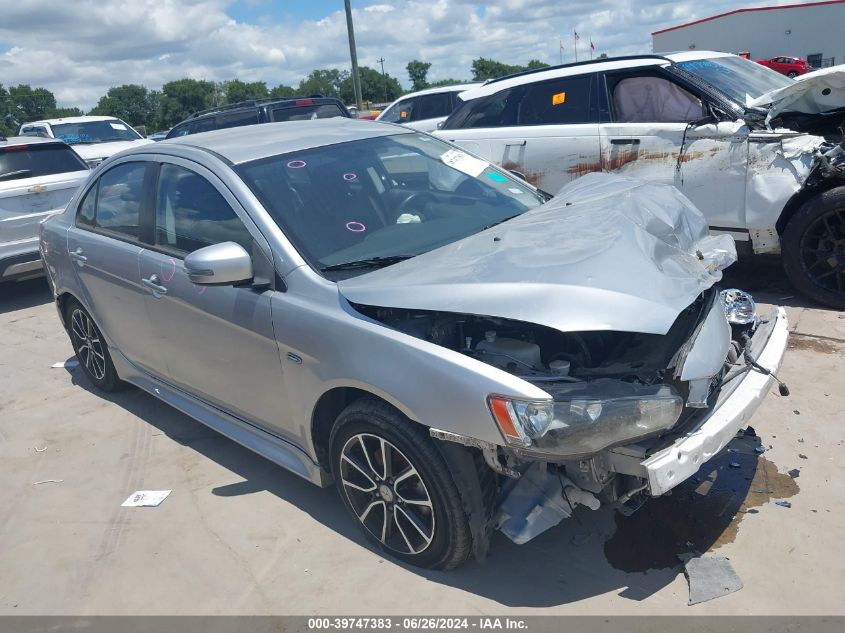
329;398;473;569
782;186;845;310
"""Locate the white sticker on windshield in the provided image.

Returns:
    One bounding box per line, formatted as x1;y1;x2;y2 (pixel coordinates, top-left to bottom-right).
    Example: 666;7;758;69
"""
508;187;524;194
109;122;127;130
440;149;488;178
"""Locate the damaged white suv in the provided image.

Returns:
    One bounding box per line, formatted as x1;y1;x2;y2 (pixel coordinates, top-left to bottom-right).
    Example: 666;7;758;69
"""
41;119;788;569
437;52;845;309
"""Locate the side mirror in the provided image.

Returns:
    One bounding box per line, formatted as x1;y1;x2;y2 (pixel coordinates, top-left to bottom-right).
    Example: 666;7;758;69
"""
134;125;147;137
508;169;528;181
184;242;253;286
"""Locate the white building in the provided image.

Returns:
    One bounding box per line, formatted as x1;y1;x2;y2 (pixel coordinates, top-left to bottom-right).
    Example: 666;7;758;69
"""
652;1;845;68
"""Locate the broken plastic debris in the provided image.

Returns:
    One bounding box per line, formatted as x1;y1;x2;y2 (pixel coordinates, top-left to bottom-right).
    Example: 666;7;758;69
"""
51;360;79;369
34;446;47;453
121;490;171;507
799;454;808;459
32;479;63;485
754;446;766;454
681;555;743;605
788;469;800;479
774;500;792;508
729;462;741;469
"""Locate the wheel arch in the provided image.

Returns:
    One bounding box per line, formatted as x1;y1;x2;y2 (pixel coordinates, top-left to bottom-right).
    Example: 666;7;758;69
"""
310;386;417;472
777;178;845;235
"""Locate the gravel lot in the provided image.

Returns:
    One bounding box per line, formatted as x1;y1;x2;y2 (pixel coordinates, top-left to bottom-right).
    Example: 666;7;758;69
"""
1;256;843;615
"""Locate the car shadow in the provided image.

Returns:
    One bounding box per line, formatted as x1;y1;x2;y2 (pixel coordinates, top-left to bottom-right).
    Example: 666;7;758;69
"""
721;254;835;311
67;367;781;607
0;278;53;314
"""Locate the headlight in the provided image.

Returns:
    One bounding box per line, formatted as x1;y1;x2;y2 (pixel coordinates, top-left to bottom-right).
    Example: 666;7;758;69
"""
489;380;683;457
720;288;757;325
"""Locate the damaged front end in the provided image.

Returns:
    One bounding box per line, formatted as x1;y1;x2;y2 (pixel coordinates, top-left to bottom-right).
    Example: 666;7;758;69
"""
340;173;789;546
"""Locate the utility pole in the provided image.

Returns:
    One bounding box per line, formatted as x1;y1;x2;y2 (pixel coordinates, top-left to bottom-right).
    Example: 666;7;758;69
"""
344;0;364;111
377;57;388;103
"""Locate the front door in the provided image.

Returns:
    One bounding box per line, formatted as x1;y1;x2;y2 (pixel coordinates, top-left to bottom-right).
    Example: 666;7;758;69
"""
65;160;163;373
440;74;601;193
137;160;292;439
598;70;749;232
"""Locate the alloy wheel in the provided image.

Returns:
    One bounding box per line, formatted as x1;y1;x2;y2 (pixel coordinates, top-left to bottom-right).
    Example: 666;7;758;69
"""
799;207;845;294
339;433;435;555
70;308;106;381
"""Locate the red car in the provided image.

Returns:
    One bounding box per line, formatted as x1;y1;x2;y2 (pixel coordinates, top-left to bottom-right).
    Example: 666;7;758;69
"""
756;56;810;78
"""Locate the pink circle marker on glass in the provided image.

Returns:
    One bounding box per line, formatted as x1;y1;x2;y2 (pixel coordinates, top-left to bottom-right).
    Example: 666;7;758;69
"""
343;172;357;181
287;160;307;169
346;221;366;232
162;258;176;282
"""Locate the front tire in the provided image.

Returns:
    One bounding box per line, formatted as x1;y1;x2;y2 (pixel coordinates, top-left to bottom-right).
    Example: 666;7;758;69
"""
329;398;473;569
782;187;845;309
65;299;125;392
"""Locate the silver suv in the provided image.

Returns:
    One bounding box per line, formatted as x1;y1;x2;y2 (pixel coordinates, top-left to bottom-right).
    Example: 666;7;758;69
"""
437;52;845;308
40;119;788;569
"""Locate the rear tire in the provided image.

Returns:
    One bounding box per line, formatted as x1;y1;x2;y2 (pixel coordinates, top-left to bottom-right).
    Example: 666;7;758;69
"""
65;299;125;392
787;71;799;78
782;187;845;310
329;398;473;570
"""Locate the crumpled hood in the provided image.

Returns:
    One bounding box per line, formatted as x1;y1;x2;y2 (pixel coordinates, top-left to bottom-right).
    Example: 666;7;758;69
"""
747;65;845;123
339;173;736;336
70;138;154;160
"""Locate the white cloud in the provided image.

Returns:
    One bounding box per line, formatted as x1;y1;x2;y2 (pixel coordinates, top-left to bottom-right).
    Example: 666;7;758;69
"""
0;0;802;110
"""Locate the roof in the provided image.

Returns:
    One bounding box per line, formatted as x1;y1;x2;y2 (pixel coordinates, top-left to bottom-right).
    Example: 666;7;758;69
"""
0;135;68;147
156;118;409;165
652;0;845;35
23;115;126;126
458;56;672;101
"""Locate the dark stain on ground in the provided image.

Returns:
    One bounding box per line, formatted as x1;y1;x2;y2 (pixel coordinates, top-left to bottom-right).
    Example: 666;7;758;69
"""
788;334;843;354
501;161;543;187
603;434;799;573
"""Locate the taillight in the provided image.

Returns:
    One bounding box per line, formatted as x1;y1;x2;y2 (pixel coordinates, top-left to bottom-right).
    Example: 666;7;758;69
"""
295;99;313;106
2;145;29;152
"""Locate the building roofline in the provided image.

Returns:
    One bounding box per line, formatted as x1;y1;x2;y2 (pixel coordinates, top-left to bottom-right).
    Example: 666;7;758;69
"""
652;0;845;36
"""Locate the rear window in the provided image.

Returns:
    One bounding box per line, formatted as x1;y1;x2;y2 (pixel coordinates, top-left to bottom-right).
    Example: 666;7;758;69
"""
0;143;87;181
271;104;346;121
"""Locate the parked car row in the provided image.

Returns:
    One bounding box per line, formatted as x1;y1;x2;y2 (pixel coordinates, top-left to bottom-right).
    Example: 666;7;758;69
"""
4;50;842;571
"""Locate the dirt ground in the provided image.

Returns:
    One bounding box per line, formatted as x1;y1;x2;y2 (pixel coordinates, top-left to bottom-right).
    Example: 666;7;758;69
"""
1;255;843;615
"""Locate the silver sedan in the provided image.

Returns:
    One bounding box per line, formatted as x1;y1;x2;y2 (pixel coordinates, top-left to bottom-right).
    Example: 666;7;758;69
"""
40;118;788;569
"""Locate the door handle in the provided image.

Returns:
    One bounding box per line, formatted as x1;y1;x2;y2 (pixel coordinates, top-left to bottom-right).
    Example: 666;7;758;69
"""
141;274;168;295
505;140;527;146
610;138;641;145
69;247;87;263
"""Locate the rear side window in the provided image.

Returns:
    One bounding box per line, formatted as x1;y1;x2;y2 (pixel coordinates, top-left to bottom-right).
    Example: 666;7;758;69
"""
216;110;260;130
154;163;252;255
0;144;87;181
76;184;97;227
91;162;146;240
414;92;453;121
517;75;594;125
272;104;346;122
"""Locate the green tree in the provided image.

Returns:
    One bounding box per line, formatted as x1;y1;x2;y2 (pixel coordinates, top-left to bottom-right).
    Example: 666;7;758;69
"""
406;60;431;92
158;78;217;128
525;59;550;70
270;84;297;99
50;107;84;118
298;69;348;98
89;84;157;128
597;53;608;60
341;66;402;104
428;78;467;88
470;58;525;81
6;84;57;125
222;79;268;104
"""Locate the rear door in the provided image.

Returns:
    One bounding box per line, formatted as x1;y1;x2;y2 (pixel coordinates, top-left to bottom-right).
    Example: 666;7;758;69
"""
137;159;292;439
598;68;749;230
65;159;164;373
439;74;600;192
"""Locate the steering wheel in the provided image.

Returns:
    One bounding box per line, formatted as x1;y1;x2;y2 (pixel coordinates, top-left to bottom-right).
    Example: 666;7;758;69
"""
395;191;436;219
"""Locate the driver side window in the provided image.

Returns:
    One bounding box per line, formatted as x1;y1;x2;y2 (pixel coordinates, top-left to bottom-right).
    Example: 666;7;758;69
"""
610;74;704;123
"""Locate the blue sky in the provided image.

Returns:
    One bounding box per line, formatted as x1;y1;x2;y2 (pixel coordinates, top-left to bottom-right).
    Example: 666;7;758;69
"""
228;0;347;22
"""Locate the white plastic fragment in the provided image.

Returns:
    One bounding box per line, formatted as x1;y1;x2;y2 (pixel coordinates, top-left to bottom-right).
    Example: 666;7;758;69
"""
52;360;79;369
121;490;172;507
32;479;63;485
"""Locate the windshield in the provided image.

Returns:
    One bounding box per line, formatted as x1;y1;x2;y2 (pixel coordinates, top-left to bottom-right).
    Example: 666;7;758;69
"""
51;119;142;144
676;56;794;105
236;133;546;279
